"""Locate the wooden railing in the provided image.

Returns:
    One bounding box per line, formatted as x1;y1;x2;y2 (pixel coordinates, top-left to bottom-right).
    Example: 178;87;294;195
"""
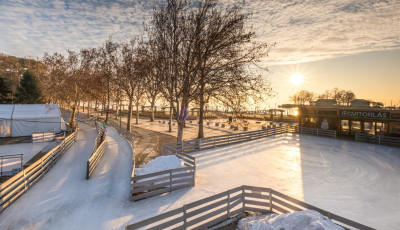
130;153;195;201
126;185;375;230
32;131;55;142
0;131;77;213
163;126;296;155
86;128;107;179
294;126;337;138
355;133;400;147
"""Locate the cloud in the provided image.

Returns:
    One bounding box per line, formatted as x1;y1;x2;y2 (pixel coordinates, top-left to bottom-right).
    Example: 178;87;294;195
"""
0;0;399;65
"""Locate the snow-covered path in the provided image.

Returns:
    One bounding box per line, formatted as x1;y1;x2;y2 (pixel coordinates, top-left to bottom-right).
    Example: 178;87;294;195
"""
0;123;135;229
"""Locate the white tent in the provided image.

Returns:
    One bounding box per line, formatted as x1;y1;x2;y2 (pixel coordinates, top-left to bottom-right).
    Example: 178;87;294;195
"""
0;104;14;137
0;104;66;137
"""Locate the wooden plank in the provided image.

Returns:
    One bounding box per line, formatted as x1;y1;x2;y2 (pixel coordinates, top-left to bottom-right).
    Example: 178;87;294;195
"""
330;213;375;230
229;208;243;217
271;204;290;214
244;192;269;200
229;198;242;209
186;206;227;227
131;181;170;194
131;187;170;201
243;185;270;193
132;171;170;181
245;207;269;213
191;214;227;230
132;175;170;186
244;199;269;207
126;207;184;229
186;198;227;219
147;216;184;230
271;197;303;212
186;191;228;209
171;183;192;191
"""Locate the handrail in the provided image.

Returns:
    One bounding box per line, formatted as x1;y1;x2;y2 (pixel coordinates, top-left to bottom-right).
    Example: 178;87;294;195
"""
126;185;375;230
0;131;77;213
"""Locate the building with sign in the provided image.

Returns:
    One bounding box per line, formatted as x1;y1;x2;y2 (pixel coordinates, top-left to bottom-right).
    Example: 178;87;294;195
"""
298;99;400;137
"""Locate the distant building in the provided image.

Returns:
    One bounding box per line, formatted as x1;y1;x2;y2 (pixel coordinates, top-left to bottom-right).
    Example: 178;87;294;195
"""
297;99;400;137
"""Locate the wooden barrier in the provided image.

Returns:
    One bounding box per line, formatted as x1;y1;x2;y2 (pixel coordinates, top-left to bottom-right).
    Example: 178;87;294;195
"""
130;166;195;201
32;131;55;142
356;133;400;147
126;185;375;230
86;129;107;179
294;126;337;138
162;126;296;155
0;131;77;213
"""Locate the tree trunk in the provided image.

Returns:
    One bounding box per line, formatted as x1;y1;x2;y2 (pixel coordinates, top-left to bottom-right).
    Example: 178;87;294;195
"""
177;120;184;142
69;104;77;130
87;100;90;116
150;98;155;122
197;94;205;138
169;101;173;132
127;97;133;131
135;102;139;124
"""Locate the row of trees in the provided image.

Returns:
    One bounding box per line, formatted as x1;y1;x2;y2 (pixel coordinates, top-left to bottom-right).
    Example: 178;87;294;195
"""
0;71;42;104
39;0;274;141
290;88;356;106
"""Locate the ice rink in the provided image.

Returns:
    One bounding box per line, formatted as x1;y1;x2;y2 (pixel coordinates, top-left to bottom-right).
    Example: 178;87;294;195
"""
0;124;398;229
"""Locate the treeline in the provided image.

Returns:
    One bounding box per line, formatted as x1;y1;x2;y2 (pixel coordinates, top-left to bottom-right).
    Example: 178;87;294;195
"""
289;88;356;106
0;54;44;103
38;0;274;141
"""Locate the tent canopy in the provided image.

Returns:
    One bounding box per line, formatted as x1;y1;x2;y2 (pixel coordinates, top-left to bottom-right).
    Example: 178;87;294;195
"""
0;104;65;137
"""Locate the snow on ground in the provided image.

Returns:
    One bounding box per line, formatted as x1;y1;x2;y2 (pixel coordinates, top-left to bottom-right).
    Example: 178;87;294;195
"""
1;124;398;230
0;142;49;172
0;123;212;230
191;133;400;230
237;210;344;230
134;155;184;176
124;116;287;140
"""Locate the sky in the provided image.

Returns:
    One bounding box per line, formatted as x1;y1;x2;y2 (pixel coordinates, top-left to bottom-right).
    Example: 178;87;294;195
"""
0;0;399;107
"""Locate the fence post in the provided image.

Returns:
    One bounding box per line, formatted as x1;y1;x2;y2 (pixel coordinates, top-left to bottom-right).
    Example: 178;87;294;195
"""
241;186;245;212
214;138;216;148
355;133;358;141
269;188;272;212
227;190;231;218
183;205;187;229
169;170;173;192
316;129;319;136
379;135;381;145
86;161;90;179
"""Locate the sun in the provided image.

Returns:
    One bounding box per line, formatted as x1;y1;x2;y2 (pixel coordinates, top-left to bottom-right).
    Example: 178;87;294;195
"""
290;73;304;85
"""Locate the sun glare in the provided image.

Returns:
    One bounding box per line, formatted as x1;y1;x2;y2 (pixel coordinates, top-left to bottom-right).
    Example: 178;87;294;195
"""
290;73;304;85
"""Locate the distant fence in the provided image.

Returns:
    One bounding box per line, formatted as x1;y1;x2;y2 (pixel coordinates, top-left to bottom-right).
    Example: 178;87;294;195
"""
126;185;375;230
130;153;195;201
0;154;23;177
0;131;77;213
32;131;55;142
355;133;400;147
163;126;296;155
86;127;107;179
294;126;337;138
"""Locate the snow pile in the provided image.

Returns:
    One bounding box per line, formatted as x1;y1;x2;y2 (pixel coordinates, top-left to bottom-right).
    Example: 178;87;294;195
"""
237;210;344;230
135;155;185;176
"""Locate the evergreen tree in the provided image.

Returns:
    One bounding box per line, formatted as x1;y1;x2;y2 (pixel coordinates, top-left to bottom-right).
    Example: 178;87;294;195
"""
0;75;12;103
15;71;42;104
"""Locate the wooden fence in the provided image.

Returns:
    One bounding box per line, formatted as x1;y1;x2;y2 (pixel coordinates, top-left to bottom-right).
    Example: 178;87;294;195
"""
355;133;400;147
0;131;77;213
130;153;195;201
162;126;296;155
86;129;107;179
126;185;375;230
293;126;337;138
32;131;55;142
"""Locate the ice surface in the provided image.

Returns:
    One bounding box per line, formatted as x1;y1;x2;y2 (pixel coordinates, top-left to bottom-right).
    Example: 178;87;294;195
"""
134;155;184;176
0;125;398;230
237;210;344;230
